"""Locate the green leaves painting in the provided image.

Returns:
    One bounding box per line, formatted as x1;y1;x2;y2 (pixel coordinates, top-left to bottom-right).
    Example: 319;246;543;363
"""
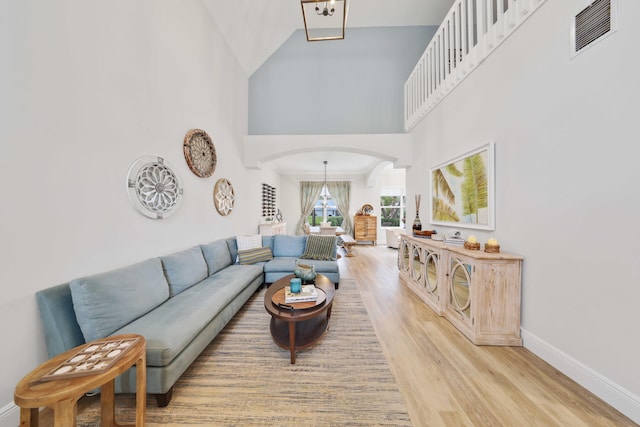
430;143;495;230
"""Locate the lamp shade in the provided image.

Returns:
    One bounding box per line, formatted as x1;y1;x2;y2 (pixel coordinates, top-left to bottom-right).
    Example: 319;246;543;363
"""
301;0;348;41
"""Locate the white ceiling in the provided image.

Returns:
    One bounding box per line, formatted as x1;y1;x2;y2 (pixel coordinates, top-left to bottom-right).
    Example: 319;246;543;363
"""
203;0;455;176
204;0;455;76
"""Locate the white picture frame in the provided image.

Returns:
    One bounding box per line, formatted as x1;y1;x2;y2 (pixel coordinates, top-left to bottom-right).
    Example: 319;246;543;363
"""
429;142;495;231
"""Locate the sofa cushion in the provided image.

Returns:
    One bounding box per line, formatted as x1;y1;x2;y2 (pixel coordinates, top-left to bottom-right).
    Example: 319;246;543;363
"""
261;235;274;252
70;258;169;342
263;257;339;274
225;238;238;264
200;240;233;275
272;235;307;257
238;247;273;265
114;264;264;366
161;246;208;297
300;235;337;261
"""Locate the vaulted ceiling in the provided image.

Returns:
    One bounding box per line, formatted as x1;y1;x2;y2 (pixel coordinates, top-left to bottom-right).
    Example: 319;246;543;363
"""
203;0;455;176
203;0;455;77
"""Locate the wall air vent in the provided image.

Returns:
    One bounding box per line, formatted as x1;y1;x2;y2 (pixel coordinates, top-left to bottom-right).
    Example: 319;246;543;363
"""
571;0;617;57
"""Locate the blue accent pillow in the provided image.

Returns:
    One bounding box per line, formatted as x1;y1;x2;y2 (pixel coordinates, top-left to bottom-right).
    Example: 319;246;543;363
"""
70;258;169;342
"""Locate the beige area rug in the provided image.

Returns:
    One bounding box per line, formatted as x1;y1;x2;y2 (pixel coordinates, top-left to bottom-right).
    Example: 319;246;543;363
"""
73;279;412;426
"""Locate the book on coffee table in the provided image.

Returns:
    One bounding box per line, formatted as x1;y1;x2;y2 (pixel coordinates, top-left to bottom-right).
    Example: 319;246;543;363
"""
285;285;318;303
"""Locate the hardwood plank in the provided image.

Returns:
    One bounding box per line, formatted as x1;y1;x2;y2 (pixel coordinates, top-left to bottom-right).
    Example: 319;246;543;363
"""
338;245;635;426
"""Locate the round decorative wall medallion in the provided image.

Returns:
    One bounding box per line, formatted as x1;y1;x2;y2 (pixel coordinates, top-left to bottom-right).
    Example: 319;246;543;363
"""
183;128;217;178
126;156;183;219
213;178;235;216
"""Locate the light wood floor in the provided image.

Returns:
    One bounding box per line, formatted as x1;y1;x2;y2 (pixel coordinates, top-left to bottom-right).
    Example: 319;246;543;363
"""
339;244;635;427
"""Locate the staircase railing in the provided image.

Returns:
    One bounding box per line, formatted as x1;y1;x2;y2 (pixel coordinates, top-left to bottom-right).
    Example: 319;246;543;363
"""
404;0;548;131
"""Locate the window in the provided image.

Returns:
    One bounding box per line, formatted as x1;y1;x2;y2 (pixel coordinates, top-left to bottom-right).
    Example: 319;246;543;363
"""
307;186;343;226
380;188;406;228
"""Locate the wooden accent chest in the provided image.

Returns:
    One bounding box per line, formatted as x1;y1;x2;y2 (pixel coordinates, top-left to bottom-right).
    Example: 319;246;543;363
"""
354;215;377;245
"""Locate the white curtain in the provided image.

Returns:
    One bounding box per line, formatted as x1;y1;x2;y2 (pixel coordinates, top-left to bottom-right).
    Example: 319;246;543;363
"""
295;181;324;235
327;181;352;235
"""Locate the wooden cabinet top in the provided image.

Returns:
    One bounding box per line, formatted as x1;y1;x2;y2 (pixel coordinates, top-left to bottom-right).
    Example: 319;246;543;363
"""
402;234;523;261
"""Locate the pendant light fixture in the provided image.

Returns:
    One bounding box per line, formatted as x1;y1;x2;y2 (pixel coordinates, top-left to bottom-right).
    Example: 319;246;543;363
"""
301;0;348;42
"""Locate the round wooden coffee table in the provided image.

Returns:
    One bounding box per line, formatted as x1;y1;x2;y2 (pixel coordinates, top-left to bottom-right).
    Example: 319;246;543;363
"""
14;333;146;427
264;274;335;364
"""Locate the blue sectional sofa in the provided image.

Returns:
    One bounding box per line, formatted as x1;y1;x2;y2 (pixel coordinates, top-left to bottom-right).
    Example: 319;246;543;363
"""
259;234;340;285
36;235;339;407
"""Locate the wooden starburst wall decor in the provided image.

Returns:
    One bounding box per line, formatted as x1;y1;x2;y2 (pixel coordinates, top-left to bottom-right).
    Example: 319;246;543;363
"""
183;128;217;178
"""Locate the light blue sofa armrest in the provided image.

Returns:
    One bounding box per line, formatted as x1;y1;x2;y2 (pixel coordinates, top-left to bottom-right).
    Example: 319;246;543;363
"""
36;283;86;358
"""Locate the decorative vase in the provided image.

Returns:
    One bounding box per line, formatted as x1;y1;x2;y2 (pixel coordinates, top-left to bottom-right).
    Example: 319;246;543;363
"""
294;261;316;284
412;194;422;232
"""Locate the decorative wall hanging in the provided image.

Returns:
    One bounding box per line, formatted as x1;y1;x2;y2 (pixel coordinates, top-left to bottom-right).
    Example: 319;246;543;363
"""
126;156;183;219
183;128;217;178
214;178;235;216
261;183;276;220
430;142;495;230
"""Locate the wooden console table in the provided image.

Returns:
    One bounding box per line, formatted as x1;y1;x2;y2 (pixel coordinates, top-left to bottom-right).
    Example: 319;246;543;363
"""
398;235;523;346
14;333;146;426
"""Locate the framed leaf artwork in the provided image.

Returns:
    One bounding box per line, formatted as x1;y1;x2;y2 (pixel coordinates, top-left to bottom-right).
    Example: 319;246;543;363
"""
429;142;495;230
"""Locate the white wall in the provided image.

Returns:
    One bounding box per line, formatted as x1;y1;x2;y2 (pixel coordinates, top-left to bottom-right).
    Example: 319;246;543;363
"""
406;0;640;419
279;165;406;242
0;0;278;422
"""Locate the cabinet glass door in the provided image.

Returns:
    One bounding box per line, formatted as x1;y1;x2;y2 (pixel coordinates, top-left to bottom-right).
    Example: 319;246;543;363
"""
425;251;439;295
450;258;471;318
399;239;410;272
412;245;423;283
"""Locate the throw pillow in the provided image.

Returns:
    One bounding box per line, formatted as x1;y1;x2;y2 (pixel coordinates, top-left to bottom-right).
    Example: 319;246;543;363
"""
236;234;262;262
236;234;262;250
300;235;337;261
237;247;273;265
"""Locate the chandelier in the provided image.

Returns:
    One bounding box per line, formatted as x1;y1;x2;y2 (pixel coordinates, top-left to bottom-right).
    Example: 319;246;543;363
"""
301;0;348;42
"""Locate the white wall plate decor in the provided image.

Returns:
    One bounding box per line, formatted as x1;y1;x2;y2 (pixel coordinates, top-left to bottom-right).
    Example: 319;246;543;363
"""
183;128;217;178
126;156;183;219
214;178;234;216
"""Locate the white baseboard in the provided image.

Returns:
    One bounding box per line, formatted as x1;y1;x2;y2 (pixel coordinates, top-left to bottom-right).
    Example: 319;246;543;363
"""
0;402;19;427
521;328;640;424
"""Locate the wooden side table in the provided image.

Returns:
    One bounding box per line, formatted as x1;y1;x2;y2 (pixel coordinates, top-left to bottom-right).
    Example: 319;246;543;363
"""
14;333;146;427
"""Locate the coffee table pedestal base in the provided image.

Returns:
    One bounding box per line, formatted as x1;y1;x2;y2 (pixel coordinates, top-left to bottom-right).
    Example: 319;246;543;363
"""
270;312;331;364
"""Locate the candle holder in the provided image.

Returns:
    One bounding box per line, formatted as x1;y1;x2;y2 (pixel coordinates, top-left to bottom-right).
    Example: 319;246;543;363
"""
484;243;500;253
464;241;480;250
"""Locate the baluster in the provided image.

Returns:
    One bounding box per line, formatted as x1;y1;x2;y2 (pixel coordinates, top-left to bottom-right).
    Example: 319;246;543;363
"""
495;0;505;40
454;3;462;81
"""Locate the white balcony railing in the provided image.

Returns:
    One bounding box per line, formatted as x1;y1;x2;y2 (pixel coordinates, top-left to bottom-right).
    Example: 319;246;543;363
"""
404;0;548;131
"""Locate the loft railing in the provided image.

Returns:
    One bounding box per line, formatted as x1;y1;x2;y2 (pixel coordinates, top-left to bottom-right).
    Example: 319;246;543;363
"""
404;0;548;131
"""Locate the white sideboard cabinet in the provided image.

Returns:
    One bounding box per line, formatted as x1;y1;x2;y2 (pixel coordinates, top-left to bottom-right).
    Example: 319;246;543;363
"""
259;222;286;236
398;234;523;346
